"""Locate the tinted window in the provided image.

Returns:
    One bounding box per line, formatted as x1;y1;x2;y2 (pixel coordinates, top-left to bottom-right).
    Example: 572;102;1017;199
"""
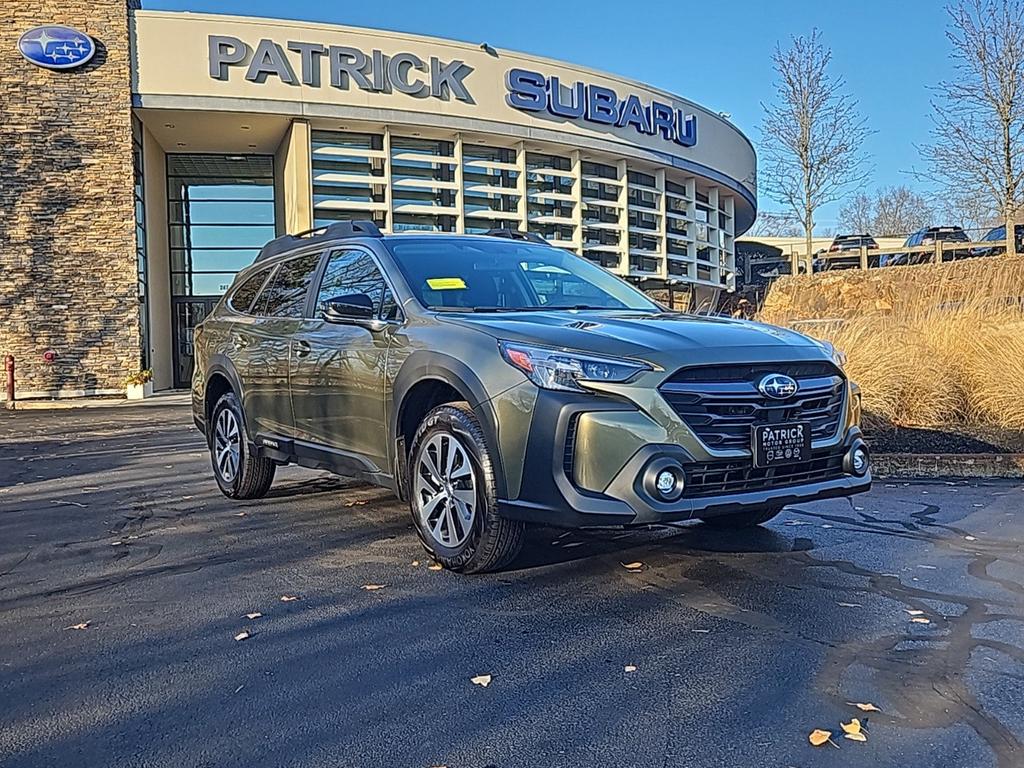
316;249;398;320
229;267;271;313
256;253;321;318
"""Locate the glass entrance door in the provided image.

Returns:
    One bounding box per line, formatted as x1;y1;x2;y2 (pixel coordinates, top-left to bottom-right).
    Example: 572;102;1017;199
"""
172;297;219;389
167;154;276;388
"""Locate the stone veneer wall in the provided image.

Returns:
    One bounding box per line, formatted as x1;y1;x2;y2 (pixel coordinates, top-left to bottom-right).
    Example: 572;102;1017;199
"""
759;256;1024;322
0;0;140;397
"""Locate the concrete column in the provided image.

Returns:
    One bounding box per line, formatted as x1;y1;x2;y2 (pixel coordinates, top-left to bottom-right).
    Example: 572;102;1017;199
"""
274;119;313;235
516;141;528;233
142;125;172;391
570;149;583;255
616;159;630;276
454;133;465;234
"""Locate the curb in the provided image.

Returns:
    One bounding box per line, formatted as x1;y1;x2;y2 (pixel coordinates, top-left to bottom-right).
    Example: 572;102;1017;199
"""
3;394;190;410
873;453;1024;479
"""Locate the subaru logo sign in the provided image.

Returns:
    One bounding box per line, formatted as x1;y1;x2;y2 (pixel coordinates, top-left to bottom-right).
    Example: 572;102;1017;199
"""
18;25;96;70
758;373;799;400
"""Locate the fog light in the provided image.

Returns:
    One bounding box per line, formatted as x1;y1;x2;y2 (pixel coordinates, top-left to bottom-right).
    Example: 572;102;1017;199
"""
852;446;869;476
643;460;686;502
656;470;677;496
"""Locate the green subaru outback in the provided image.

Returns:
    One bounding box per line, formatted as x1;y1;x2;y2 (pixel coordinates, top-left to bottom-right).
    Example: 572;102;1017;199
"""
192;222;870;573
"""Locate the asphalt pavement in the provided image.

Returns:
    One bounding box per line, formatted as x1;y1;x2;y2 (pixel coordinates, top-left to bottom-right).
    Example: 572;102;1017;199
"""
0;404;1022;768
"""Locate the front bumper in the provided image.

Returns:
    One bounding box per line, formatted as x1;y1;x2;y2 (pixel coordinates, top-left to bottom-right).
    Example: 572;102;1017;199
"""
496;391;871;528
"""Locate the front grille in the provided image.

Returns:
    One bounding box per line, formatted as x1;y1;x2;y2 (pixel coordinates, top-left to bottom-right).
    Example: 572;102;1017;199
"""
659;362;845;450
683;451;846;498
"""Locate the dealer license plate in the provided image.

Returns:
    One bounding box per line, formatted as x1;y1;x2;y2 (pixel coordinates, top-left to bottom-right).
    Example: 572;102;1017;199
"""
752;422;811;468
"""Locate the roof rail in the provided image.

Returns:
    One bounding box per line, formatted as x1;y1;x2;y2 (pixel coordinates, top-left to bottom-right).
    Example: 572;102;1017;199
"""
255;220;383;263
483;227;548;245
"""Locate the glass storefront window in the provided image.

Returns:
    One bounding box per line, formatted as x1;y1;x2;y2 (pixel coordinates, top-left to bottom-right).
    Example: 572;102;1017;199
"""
166;154;276;298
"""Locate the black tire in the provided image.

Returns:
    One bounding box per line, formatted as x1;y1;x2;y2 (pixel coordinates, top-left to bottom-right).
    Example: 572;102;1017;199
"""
209;391;275;500
407;402;524;573
699;506;782;529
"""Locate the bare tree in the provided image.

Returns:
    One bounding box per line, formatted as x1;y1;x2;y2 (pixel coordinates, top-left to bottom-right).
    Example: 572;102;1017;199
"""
760;29;871;266
838;192;875;234
935;191;1000;235
873;186;934;235
920;0;1024;256
748;211;803;237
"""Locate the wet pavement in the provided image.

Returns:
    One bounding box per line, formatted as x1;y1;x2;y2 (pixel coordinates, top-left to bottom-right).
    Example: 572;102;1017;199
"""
0;404;1022;768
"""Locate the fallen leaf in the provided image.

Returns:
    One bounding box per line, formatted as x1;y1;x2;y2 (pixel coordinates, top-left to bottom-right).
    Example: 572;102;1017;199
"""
841;718;862;735
904;609;925;616
624;664;637;672
844;732;868;742
848;702;881;712
245;612;262;620
808;729;833;747
411;560;421;567
428;564;443;571
65;622;89;630
280;595;300;602
911;617;931;624
234;631;250;642
621;561;644;570
470;674;492;687
362;584;387;591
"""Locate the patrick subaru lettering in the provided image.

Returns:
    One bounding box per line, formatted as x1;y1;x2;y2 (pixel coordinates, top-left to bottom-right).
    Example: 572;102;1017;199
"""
505;68;697;147
208;35;474;103
18;25;96;70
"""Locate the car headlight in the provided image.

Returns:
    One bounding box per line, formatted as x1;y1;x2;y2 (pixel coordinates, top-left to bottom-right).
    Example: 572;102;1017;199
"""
817;339;848;369
498;341;650;393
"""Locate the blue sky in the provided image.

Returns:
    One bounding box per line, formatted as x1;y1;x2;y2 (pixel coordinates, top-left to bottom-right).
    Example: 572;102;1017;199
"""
144;0;956;230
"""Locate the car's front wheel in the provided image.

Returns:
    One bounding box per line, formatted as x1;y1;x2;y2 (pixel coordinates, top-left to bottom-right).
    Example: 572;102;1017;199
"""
209;391;275;500
408;402;524;573
699;506;782;529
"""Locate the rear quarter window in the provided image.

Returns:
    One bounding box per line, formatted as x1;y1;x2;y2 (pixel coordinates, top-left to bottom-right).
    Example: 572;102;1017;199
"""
228;268;271;314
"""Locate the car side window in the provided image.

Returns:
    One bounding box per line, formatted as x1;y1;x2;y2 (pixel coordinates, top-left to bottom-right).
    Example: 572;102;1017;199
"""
229;267;272;314
316;248;398;320
255;252;321;318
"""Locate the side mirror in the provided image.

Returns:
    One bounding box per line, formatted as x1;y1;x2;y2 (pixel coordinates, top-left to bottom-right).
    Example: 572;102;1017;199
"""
323;293;374;321
322;293;389;331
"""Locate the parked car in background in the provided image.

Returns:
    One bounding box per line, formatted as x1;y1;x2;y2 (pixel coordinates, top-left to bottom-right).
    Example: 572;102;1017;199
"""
972;224;1024;257
880;226;970;267
813;234;878;271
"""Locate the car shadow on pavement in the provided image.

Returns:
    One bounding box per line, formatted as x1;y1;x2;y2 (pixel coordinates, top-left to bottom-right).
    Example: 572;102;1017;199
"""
512;521;813;572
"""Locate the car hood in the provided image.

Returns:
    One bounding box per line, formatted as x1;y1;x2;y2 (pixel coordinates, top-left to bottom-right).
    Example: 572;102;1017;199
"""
442;310;834;368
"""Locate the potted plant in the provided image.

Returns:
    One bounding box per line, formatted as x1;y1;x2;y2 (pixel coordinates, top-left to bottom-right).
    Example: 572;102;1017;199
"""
125;369;154;400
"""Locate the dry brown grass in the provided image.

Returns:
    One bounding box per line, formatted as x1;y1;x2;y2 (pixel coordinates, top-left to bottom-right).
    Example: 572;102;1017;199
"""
761;267;1024;430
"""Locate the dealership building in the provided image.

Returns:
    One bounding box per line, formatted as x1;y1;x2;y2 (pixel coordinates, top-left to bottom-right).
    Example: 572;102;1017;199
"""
2;2;757;396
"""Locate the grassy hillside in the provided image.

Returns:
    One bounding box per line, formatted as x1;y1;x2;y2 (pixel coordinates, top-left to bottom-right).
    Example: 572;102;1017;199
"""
758;260;1024;431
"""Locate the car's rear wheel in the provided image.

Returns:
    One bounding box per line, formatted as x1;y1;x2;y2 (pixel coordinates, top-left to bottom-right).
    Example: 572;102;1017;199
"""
408;402;524;573
209;391;275;500
699;506;782;529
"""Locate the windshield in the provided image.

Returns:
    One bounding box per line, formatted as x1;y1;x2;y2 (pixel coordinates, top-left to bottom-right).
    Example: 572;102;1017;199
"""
383;237;662;312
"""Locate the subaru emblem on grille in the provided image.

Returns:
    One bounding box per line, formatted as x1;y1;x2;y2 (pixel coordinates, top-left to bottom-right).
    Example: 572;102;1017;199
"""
758;373;799;399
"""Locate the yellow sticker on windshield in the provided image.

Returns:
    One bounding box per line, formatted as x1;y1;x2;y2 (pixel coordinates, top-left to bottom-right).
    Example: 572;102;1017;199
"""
426;277;467;290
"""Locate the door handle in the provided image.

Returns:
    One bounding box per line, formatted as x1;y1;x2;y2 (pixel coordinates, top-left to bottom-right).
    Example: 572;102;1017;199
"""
294;340;312;358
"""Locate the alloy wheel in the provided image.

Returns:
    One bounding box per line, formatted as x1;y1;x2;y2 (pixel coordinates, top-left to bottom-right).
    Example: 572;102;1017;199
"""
214;408;241;483
414;432;477;548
